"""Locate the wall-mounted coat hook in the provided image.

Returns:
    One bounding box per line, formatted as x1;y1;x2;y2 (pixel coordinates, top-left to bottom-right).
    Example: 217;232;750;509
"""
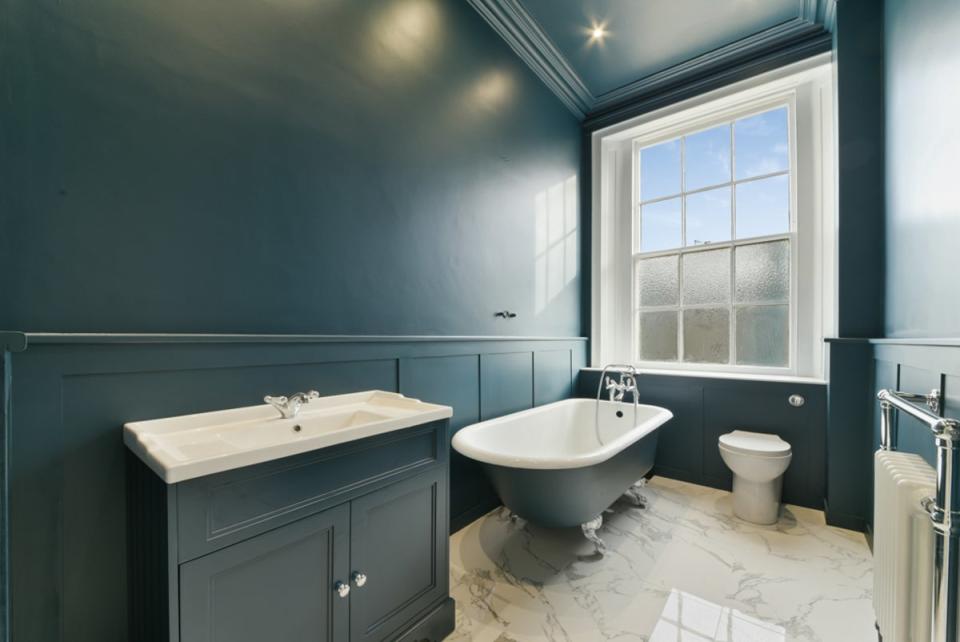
494;310;517;319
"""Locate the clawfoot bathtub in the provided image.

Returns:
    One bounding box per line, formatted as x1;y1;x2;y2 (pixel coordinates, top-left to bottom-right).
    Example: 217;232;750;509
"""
452;398;672;554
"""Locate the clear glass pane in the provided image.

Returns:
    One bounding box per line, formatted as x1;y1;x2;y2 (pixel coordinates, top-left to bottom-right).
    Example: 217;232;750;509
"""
639;138;681;201
683;308;730;364
684;124;731;190
735;240;790;303
640;198;682;252
682;248;730;305
685;187;731;246
735;175;789;238
735;106;789;179
636;255;679;306
639;311;678;361
736;305;789;366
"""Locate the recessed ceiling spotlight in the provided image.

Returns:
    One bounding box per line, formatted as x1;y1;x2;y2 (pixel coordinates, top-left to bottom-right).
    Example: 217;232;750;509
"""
589;23;607;41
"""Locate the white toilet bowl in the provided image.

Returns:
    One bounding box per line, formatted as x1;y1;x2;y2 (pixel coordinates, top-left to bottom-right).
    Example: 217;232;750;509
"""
718;430;792;525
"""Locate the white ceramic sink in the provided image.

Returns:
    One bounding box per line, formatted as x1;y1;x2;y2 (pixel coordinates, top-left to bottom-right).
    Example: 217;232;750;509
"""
124;390;452;483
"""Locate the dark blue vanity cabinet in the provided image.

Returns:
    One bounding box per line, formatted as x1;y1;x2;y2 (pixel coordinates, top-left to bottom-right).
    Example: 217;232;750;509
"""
128;419;454;642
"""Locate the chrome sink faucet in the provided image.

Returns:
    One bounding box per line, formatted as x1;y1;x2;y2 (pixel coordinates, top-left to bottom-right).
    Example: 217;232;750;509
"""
264;390;320;419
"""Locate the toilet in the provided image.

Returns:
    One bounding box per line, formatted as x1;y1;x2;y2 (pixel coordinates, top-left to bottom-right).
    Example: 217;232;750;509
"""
718;430;792;524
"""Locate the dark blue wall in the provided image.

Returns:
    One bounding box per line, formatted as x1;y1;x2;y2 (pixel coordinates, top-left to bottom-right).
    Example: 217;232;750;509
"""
0;0;581;336
822;0;886;532
577;371;827;510
827;0;960;533
0;2;587;640
4;334;586;642
884;0;960;338
834;0;885;339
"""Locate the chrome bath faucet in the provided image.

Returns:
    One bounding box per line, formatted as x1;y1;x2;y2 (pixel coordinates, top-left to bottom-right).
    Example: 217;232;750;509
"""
605;372;637;402
264;390;320;419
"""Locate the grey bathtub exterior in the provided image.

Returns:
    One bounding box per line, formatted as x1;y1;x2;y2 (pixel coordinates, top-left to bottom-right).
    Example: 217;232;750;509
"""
482;428;660;528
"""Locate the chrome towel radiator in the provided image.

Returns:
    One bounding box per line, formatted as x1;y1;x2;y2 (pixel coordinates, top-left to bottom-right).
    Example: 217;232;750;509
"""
878;388;960;642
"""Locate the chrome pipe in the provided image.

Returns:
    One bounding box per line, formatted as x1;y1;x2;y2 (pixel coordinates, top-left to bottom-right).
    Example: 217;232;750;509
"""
877;389;960;642
880;399;897;451
930;420;960;642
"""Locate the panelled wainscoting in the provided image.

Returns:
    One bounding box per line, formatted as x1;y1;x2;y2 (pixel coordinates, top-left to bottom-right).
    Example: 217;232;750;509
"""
577;370;827;511
0;333;585;642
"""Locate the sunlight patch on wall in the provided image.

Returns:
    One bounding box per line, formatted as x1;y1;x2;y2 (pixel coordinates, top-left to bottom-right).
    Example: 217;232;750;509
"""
535;175;578;315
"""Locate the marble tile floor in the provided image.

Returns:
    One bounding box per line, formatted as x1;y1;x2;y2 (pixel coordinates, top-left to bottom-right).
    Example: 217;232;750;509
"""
449;477;877;642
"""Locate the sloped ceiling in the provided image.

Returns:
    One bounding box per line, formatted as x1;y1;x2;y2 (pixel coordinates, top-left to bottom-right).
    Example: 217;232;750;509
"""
468;0;835;120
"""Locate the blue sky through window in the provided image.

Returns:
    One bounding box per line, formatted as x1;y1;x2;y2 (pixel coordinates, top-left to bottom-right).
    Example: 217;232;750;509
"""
734;107;789;179
685;187;731;246
641;198;682;252
736;175;789;238
640;139;680;201
685;125;730;191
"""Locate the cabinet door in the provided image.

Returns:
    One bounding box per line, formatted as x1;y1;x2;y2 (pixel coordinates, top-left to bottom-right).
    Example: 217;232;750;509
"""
349;469;448;642
180;504;350;642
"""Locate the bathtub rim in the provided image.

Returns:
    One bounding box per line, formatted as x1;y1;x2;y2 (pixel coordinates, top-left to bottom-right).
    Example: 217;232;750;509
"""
451;398;672;470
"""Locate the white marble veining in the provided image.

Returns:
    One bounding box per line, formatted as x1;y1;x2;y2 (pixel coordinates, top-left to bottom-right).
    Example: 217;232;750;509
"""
449;477;877;642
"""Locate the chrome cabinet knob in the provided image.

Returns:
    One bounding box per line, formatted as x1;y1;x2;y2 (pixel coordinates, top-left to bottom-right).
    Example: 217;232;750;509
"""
334;581;350;598
352;571;367;587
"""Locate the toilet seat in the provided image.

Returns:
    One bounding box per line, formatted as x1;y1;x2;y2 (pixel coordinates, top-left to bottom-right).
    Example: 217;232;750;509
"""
718;430;791;458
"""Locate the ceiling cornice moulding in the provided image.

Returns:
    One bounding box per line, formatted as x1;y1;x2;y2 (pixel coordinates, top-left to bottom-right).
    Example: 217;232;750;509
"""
466;0;592;119
469;0;836;121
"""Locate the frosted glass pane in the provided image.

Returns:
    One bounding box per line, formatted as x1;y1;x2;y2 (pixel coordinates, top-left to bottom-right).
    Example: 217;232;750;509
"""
685;187;731;246
641;198;682;252
682;249;730;305
640;139;681;201
683;308;729;364
735;175;789;238
637;255;679;306
736;305;789;366
735;241;789;303
735;107;789;179
639;311;678;361
685;124;731;190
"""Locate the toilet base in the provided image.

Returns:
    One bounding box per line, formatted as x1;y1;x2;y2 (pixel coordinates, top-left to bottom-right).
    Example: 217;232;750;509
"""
731;474;783;525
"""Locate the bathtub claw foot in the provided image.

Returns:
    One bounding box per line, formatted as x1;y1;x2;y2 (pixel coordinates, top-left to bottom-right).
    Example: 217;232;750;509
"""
625;483;648;508
581;516;606;556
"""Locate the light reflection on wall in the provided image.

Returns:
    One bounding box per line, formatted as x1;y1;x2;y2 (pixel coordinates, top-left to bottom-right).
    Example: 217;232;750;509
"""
467;69;514;111
535;175;578;314
365;0;442;74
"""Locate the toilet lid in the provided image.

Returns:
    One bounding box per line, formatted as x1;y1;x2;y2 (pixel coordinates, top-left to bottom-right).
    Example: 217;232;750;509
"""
719;430;791;457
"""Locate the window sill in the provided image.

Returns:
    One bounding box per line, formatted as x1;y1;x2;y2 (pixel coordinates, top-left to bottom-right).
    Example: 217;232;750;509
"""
582;366;826;385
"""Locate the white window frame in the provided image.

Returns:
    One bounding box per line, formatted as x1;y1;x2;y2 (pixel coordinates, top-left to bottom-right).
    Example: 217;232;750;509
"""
591;55;836;381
